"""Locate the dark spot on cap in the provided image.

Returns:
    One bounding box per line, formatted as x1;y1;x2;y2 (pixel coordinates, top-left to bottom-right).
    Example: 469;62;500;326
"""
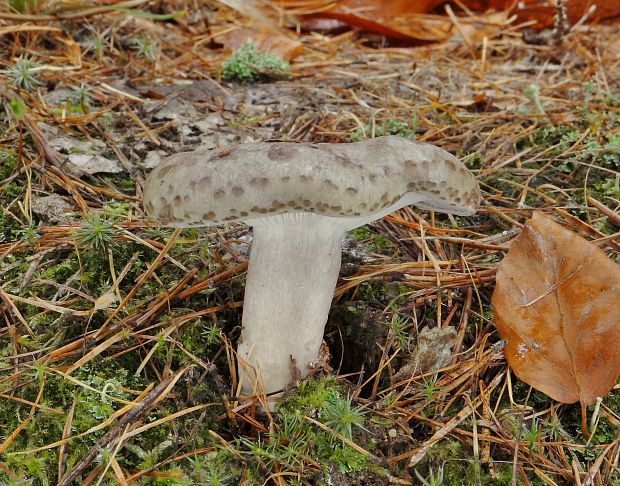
229;208;237;213
232;186;244;196
336;153;359;169
198;175;212;186
404;160;417;170
250;177;269;188
299;175;313;183
294;205;303;210
380;192;389;202
287;200;297;207
157;165;173;177
281;176;291;183
324;179;339;190
240;211;249;217
345;187;358;195
316;202;329;211
407;181;418;190
330;205;342;211
203;211;216;220
268;144;297;161
214;149;232;159
369;174;379;184
174;195;182;204
302;200;311;207
214;189;226;199
224;215;237;221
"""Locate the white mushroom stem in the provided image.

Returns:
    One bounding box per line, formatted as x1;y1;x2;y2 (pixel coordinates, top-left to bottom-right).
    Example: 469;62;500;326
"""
237;194;429;396
237;213;345;395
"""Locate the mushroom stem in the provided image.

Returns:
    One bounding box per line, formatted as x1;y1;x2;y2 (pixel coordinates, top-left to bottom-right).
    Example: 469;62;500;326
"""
237;213;346;395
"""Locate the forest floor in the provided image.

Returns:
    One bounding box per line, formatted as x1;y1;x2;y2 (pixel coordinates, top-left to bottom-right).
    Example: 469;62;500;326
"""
0;1;619;485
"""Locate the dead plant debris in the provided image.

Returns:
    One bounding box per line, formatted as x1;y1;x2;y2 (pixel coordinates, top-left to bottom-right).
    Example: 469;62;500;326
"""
0;0;619;485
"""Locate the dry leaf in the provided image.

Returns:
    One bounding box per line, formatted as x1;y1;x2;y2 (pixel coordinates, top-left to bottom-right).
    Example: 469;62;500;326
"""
509;0;620;28
492;212;620;407
279;0;620;43
214;26;304;60
280;0;511;43
394;326;457;381
94;291;118;311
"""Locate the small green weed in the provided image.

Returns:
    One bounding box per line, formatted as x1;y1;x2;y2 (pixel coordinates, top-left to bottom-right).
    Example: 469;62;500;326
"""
74;212;119;251
8;0;38;13
71;82;91;110
3;57;41;92
415;464;445;486
347;226;392;251
85;34;106;61
523;83;545;115
349;116;417;141
132;36;158;60
389;314;411;351
324;394;367;440
221;40;289;82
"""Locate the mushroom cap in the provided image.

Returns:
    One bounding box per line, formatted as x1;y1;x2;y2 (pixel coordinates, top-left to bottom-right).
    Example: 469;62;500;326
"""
143;136;480;226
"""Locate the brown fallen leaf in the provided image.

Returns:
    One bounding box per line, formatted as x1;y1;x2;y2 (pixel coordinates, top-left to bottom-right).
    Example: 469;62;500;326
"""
493;212;620;415
510;0;620;28
394;326;457;382
278;0;511;44
219;1;620;45
214;26;304;60
279;0;620;43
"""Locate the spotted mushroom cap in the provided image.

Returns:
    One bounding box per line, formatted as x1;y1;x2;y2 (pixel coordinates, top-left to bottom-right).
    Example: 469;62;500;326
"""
143;136;480;226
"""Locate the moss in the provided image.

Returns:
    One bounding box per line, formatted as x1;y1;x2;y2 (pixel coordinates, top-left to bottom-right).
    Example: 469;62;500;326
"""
348;118;417;142
347;226;392;252
0;364;156;484
221;41;289;82
418;439;533;485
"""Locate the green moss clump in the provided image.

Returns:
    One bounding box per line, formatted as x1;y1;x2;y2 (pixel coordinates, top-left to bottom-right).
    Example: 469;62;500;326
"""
221;41;290;82
349;118;416;142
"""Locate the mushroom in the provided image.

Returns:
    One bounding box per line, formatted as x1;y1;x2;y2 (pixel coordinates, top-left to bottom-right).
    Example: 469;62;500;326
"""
143;136;480;397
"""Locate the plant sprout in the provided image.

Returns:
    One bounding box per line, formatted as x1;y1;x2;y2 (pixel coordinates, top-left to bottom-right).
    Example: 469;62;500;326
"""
4;57;41;91
75;212;118;251
132;36;158;60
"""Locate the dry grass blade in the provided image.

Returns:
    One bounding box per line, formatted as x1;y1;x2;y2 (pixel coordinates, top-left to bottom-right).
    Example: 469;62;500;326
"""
0;1;619;483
